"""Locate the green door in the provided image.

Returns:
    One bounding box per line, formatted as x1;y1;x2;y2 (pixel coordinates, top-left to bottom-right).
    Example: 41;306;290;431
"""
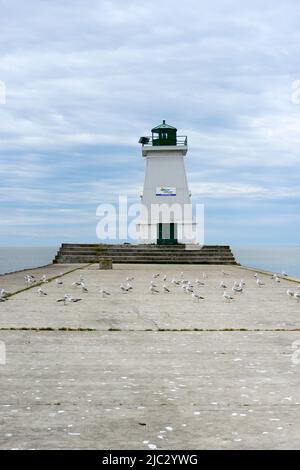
157;223;177;245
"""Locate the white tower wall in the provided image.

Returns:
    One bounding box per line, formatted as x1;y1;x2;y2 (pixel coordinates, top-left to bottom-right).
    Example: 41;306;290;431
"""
137;135;198;245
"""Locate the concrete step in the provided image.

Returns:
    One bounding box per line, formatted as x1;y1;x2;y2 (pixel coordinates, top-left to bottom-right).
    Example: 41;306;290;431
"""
57;258;236;265
56;249;234;256
60;244;231;250
54;244;237;265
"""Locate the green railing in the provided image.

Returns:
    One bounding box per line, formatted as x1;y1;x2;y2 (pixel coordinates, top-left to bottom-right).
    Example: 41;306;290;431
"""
139;135;188;146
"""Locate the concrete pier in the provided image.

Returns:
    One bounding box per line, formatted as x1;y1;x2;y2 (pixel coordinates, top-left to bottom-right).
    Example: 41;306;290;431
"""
1;263;300;449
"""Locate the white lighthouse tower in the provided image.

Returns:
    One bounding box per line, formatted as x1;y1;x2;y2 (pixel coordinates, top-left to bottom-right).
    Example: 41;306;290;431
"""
137;120;197;245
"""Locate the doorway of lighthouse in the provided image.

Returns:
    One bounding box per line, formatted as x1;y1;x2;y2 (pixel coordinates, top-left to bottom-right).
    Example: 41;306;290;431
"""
157;223;177;245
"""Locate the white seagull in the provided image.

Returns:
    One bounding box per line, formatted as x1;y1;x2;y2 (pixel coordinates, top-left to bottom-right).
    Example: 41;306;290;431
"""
223;291;234;302
100;289;111;298
149;285;159;294
57;293;81;304
294;293;300;303
232;284;243;294
286;289;294;298
0;288;9;299
192;292;204;302
81;283;88;293
37;287;47;296
120;283;130;293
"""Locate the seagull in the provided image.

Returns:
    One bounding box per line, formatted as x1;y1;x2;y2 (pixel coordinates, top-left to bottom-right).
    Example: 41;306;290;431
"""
171;279;181;286
286;289;294;298
55;279;63;287
163;275;167;282
186;286;194;294
192;292;204;302
67;294;81;303
0;289;9;299
126;282;133;291
100;289;111;298
57;293;82;304
254;273;258;278
0;289;9;302
282;271;288;277
150;281;157;287
274;276;281;283
181;285;188;293
195;279;205;286
239;279;246;287
152;273;160;279
294;293;300;303
126;276;134;282
222;270;230;277
219;281;227;289
40;274;48;283
223;291;234;302
57;293;70;305
232;284;243;294
256;278;265;287
24;274;35;285
120;283;130;293
72;281;82;288
149;285;159;294
163;284;170;293
37;287;47;296
80;283;88;293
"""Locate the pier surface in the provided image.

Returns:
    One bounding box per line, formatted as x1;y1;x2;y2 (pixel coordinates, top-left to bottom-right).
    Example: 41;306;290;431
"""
1;263;300;449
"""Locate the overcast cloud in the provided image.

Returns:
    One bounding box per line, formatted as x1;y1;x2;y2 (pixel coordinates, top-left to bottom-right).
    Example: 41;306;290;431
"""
0;0;300;246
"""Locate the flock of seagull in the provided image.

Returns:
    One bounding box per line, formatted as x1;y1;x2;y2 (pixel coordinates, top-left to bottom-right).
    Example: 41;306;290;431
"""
1;267;300;305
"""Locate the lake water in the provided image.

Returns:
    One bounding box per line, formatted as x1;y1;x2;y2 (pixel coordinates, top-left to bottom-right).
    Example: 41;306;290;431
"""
0;246;300;278
0;247;58;275
232;247;300;278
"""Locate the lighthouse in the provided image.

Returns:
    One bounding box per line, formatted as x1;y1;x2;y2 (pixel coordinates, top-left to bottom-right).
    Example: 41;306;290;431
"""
137;120;198;245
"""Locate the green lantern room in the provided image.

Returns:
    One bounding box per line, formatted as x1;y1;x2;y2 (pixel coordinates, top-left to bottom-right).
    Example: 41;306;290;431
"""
151;120;177;146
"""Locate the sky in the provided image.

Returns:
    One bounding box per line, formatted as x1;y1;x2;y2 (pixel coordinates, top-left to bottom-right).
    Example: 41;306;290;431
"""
0;0;300;247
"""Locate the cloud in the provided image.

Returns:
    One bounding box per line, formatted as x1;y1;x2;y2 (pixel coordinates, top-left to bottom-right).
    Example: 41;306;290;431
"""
0;0;300;245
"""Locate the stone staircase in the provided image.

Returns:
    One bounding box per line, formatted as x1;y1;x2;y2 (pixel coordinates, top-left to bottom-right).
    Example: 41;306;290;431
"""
53;244;238;265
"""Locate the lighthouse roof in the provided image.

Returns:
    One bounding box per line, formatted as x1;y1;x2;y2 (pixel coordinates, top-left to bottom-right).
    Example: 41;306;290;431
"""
151;120;177;132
